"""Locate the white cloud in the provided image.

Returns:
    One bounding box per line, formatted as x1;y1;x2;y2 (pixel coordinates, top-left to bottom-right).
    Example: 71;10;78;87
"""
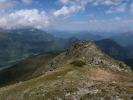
55;0;128;17
104;0;115;5
0;0;14;9
115;4;126;12
54;0;91;17
130;3;133;14
114;16;121;20
0;9;50;29
54;6;82;17
105;10;113;14
21;0;32;4
52;18;133;32
105;3;126;14
0;0;132;32
0;0;32;9
58;0;70;4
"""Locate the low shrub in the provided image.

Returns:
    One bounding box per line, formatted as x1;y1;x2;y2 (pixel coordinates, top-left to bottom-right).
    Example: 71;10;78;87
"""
71;60;86;67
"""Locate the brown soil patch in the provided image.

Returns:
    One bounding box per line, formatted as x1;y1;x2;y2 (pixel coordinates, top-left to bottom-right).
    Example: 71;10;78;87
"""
87;68;132;83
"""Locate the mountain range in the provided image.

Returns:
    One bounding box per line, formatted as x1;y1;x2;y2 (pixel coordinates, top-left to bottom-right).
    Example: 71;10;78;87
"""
0;29;132;99
49;31;104;40
0;28;79;67
1;28;133;70
110;32;133;46
0;41;132;100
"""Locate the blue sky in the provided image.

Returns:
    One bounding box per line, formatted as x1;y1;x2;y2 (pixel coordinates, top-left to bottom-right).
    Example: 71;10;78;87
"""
0;0;133;32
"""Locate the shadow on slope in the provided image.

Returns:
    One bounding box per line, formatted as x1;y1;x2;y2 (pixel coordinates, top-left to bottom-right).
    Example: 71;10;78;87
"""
0;52;59;87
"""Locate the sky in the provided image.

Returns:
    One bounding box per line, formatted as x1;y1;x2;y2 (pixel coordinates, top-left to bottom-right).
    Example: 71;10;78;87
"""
0;0;133;32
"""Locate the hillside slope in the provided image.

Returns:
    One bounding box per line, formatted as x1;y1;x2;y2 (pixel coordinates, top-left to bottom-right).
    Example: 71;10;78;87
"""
0;52;59;86
96;39;127;60
111;33;133;46
0;41;132;100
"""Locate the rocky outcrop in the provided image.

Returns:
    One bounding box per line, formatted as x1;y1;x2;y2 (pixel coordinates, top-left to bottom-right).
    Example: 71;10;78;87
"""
45;41;131;73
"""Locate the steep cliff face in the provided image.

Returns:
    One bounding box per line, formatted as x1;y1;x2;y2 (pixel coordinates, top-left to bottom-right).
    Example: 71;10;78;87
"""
0;41;132;100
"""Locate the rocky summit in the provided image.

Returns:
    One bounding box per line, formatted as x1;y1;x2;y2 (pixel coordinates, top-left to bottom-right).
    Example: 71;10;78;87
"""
46;41;131;72
0;41;132;100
